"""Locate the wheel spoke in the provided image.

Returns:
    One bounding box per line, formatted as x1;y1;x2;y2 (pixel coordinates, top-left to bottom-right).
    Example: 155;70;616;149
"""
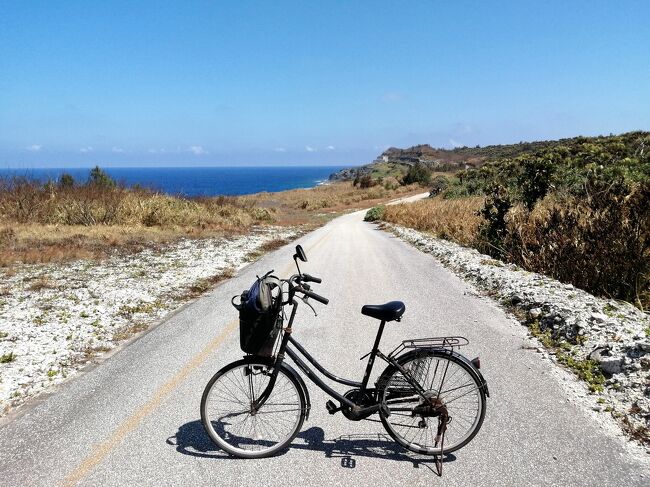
202;362;304;458
379;351;485;454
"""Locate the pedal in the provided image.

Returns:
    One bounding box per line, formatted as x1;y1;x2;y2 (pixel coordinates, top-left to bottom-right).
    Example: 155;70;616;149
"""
325;400;340;415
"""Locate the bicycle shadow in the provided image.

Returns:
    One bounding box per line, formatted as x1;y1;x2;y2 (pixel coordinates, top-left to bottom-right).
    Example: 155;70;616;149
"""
166;420;455;474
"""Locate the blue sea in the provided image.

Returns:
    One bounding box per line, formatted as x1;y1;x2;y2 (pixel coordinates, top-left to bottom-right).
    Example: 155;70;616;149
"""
0;166;347;197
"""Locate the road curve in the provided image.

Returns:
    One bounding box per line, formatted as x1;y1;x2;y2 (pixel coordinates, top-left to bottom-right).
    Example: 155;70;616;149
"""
1;205;648;486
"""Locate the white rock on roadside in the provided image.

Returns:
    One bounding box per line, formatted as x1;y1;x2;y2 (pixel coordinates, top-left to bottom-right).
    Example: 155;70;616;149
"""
0;226;298;415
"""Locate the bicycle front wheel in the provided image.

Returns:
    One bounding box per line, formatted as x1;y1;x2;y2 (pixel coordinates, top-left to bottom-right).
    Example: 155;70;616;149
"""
377;349;486;455
201;358;306;458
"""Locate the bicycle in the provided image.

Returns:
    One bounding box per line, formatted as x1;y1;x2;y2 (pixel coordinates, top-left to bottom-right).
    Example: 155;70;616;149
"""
201;244;489;464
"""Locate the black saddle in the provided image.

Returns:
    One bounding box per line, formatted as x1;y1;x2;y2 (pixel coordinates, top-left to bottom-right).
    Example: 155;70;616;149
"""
361;301;405;322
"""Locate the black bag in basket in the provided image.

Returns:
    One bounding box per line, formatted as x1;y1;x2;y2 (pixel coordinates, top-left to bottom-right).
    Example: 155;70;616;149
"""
232;272;283;355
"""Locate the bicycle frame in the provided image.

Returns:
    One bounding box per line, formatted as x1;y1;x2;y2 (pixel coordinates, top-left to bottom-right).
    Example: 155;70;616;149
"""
253;299;428;417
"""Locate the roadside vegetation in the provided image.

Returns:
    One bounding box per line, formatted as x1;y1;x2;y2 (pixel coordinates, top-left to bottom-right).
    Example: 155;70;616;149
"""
0;167;421;266
368;131;650;310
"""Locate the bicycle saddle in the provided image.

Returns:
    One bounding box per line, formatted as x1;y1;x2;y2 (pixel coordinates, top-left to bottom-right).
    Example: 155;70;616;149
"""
361;301;405;322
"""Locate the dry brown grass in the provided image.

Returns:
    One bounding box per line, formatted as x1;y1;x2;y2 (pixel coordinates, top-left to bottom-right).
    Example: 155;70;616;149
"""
259;238;290;252
382;189;650;309
0;223;237;266
0;178;272;228
236;182;423;225
382;196;484;246
0;178;420;265
112;322;150;343
503;190;650;309
27;277;56;292
183;268;236;299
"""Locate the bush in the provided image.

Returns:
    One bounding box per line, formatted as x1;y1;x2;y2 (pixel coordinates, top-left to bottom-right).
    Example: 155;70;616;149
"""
503;180;650;308
358;175;376;189
383;177;400;190
403;162;431;186
477;185;512;257
381;131;650;309
59;173;75;188
88;166;115;188
364;205;386;222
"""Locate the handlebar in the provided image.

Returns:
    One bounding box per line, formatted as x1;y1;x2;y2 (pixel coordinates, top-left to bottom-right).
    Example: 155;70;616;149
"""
302;273;322;284
284;274;328;306
300;287;329;305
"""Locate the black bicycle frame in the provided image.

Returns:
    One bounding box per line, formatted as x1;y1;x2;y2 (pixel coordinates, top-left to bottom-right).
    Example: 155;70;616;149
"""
253;299;423;413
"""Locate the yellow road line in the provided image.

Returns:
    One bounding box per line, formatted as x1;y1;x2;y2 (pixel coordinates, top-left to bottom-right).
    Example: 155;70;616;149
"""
61;319;237;487
62;231;331;486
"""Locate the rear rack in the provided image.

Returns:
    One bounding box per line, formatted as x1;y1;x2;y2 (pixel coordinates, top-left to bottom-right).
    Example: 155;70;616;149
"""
388;336;469;358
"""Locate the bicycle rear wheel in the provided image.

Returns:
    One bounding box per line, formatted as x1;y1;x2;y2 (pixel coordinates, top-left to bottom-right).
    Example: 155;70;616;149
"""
201;357;306;458
377;349;486;455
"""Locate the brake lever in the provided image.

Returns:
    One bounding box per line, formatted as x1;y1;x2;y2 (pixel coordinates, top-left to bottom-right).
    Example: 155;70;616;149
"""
301;296;318;316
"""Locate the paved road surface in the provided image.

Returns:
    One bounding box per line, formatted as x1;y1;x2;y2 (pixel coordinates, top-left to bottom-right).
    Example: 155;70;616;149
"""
1;203;648;486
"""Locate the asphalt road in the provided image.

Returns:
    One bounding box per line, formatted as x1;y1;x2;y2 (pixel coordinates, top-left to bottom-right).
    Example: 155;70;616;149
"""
1;202;649;486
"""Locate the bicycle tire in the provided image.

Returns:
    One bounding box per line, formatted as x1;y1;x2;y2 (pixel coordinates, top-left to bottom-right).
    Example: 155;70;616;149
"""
201;357;306;458
377;348;486;455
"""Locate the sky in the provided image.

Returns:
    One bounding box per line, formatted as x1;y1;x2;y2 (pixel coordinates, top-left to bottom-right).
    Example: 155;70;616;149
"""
1;0;649;168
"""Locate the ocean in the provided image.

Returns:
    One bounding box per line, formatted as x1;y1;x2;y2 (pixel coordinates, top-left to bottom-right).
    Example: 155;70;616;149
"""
0;166;347;197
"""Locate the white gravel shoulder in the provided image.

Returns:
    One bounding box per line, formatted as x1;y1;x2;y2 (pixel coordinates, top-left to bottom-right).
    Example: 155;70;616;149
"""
387;223;650;449
0;226;297;415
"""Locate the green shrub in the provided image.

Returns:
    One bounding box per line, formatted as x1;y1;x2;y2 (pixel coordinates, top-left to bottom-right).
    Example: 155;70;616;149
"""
364;205;386;222
88;166;115;188
477;185;512;257
403;162;431;186
59;173;75;188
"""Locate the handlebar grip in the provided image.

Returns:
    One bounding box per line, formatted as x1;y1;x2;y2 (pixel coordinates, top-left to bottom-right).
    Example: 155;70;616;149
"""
302;288;329;305
303;274;322;284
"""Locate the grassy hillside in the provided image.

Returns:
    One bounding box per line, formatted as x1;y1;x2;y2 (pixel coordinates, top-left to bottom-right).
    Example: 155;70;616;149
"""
331;133;633;181
373;131;650;309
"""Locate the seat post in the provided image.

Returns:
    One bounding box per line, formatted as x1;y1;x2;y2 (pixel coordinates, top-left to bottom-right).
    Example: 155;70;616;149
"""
360;320;386;391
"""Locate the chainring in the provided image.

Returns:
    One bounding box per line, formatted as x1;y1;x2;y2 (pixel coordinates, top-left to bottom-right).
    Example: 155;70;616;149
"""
341;389;376;421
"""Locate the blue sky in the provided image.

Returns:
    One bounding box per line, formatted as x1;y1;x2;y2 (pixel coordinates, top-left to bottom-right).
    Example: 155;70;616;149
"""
1;0;648;167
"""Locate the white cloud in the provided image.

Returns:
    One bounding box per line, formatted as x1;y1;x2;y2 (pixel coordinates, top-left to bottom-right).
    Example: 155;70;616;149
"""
449;139;463;148
326;145;335;151
26;144;42;152
79;146;94;153
274;147;287;152
305;145;316;152
188;145;208;155
111;146;124;153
